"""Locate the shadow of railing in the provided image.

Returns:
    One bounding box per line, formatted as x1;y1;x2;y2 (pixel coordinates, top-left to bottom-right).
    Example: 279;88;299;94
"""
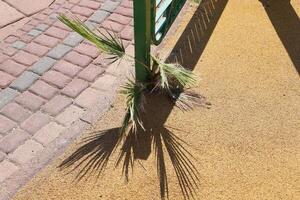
59;0;228;199
259;0;300;75
167;0;229;70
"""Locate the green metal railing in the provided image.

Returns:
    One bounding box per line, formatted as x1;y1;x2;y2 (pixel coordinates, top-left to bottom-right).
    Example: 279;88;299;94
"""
133;0;186;81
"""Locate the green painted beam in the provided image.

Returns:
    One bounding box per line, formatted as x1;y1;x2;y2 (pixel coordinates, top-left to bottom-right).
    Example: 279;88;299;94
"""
133;0;151;82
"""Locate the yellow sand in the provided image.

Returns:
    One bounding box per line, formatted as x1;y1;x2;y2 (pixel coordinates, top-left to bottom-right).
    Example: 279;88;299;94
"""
14;0;300;199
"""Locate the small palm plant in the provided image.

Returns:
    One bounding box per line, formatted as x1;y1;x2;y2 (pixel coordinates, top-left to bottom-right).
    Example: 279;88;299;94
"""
59;14;206;200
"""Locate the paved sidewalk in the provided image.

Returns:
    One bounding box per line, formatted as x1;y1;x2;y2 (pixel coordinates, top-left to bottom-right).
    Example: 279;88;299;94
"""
0;0;134;199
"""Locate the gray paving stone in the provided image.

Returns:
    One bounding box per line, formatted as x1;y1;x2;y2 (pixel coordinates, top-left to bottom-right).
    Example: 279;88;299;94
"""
47;44;72;60
35;24;49;31
10;71;39;92
30;57;56;75
85;21;97;30
49;13;59;20
101;0;120;12
28;29;43;37
0;88;19;109
0;129;30;153
12;41;26;49
89;10;110;23
63;32;84;47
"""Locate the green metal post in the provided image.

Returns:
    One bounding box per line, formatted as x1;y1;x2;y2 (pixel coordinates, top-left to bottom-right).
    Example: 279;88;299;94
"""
133;0;151;82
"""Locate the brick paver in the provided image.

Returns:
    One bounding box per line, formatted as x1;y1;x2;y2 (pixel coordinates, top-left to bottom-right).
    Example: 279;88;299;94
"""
0;0;134;199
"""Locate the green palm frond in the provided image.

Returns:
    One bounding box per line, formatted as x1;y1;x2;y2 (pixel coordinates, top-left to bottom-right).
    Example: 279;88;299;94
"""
120;79;146;134
151;56;196;91
58;14;125;62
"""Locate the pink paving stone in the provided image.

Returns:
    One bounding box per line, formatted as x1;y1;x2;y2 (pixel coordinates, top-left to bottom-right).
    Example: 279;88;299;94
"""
0;103;31;123
21;24;34;32
0;115;16;134
108;13;132;25
120;25;133;40
20;34;34;43
42;95;72;116
29;80;58;100
75;87;102;108
28;19;40;26
24;42;50;57
121;0;133;8
0;71;14;89
69;0;80;3
15;91;45;111
21;112;50;134
33;122;65;146
78;64;105;82
0;129;30;153
64;51;92;67
62;78;89;98
33;13;48;21
0;54;8;64
34;34;60;48
42;71;71;89
56;105;84;126
4;36;19;44
9;140;43;164
45;26;69;39
92;74;117;91
79;0;101;9
71;5;94;17
53;60;82;78
114;6;133;17
93;54;114;67
0;160;19;183
3;46;18;57
12;51;39;66
101;20;124;33
53;21;71;31
75;43;99;58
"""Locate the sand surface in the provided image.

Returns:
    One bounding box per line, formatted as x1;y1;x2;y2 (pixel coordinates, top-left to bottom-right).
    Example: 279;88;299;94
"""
13;0;300;199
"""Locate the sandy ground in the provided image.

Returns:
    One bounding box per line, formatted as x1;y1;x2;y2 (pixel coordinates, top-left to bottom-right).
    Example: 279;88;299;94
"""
13;0;300;200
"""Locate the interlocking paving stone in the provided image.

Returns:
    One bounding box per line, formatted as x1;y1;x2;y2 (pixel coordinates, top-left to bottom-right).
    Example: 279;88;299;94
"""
101;0;120;12
89;10;110;23
34;34;60;48
47;44;72;60
15;91;45;111
35;24;49;31
64;51;92;67
33;122;65;145
27;29;43;37
92;74;117;91
42;95;72;116
78;64;105;81
12;41;26;49
30;56;56;75
56;105;84;126
0;129;30;153
0;152;5;162
63;32;84;47
75;43;99;58
0;71;14;89
0;160;18;183
0;88;19;109
13;51;39;66
0;115;16;135
0;102;31;123
45;26;69;39
21;112;50;134
75;87;102;108
53;60;82;78
62;78;89;98
24;42;50;57
42;70;71;89
29;80;58;100
9;139;44;164
10;71;39;92
0;60;26;77
79;0;101;9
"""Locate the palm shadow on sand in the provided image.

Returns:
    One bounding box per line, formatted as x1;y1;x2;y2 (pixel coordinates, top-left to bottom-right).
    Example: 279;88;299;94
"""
59;0;228;199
